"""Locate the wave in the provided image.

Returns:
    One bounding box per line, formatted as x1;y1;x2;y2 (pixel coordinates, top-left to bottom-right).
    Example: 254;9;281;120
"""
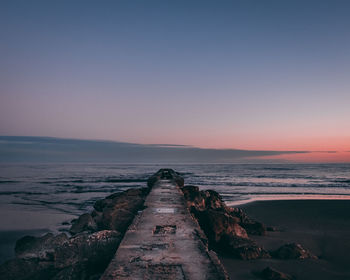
332;179;350;183
0;191;46;196
0;180;20;184
262;167;295;171
39;178;147;185
103;178;146;183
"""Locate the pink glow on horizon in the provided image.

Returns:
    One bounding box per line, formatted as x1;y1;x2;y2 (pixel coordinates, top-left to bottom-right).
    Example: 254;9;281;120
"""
259;151;350;163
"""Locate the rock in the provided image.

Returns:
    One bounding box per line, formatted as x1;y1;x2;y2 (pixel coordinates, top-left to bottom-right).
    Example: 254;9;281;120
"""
204;190;226;211
1;230;121;280
94;188;147;213
260;266;293;280
1;187;148;280
174;175;184;187
272;243;317;259
94;188;144;211
181;185;200;201
69;213;97;235
181;185;270;260
147;174;158;188
96;190;146;232
84;188;148;233
101;208;135;232
266;226;279;232
54;230;121;270
230;207;266;235
229;207;253;223
182;186;228;213
192;209;269;259
147;168;184;188
240;221;266;236
193;209;248;242
0;258;56;280
15;233;68;260
220;236;270;260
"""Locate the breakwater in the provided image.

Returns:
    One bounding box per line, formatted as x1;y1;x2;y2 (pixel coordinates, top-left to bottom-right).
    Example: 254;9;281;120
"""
0;169;317;280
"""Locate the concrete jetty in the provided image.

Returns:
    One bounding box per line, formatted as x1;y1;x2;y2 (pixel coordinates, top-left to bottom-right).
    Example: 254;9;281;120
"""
101;169;229;280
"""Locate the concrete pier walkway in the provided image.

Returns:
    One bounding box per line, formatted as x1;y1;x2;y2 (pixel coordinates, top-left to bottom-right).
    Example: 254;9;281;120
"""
101;170;228;280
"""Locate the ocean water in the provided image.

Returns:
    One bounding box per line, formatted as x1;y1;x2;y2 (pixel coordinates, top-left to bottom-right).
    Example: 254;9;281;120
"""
0;163;350;234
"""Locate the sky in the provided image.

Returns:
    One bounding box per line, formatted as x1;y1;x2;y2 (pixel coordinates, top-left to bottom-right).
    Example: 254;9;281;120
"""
1;0;350;162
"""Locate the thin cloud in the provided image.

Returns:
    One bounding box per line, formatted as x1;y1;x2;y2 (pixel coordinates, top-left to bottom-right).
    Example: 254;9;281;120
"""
0;136;309;163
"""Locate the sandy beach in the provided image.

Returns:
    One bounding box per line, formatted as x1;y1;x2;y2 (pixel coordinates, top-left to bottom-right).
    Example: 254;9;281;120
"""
221;200;350;280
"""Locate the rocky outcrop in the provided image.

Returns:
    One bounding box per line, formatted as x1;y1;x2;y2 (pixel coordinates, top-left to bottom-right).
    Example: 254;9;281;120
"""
70;187;149;235
0;230;122;280
181;185;270;260
15;233;68;260
229;207;266;235
259;266;293;280
271;243;317;260
1;185;150;280
69;213;97;235
193;209;248;242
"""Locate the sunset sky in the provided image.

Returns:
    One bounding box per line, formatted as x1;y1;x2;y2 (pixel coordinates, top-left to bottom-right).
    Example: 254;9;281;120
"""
1;0;350;162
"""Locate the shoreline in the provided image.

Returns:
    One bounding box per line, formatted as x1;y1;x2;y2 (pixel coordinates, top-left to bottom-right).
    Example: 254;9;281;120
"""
2;198;350;279
221;199;350;280
226;195;350;207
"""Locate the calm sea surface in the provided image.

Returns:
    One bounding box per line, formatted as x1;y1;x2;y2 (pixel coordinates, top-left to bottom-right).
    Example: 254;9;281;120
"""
0;163;350;233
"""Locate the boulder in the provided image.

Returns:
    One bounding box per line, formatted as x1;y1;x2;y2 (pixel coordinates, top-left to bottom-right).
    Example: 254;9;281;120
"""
93;188;148;213
230;207;266;235
69;213;97;235
101;208;135;232
76;187;148;233
240;221;266;236
220;236;270;260
181;185;270;260
1;187;148;280
260;266;293;280
272;243;317;259
182;186;228;213
204;190;227;211
15;233;68;260
54;230;121;269
193;209;248;242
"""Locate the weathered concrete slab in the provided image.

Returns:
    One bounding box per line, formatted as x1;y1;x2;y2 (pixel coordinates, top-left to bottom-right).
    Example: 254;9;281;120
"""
101;174;229;280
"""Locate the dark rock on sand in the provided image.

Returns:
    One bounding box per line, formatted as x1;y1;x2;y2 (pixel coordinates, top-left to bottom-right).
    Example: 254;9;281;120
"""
260;266;293;280
193;209;248;242
181;185;270;260
230;207;266;235
272;243;317;260
220;236;270;260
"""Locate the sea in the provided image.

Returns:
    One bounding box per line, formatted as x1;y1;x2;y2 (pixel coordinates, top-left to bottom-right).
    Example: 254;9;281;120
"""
1;163;350;262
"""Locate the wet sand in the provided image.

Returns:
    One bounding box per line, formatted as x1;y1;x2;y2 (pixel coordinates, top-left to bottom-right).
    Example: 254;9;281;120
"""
221;200;350;280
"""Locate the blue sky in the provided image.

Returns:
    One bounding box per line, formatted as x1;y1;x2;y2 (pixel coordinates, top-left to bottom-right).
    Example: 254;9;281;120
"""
1;1;350;161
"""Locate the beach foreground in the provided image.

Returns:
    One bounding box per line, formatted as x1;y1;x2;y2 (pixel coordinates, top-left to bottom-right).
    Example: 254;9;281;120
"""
221;200;350;280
